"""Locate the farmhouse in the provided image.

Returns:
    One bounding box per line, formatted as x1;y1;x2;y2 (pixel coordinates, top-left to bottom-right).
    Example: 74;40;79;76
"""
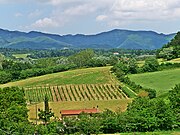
60;107;99;118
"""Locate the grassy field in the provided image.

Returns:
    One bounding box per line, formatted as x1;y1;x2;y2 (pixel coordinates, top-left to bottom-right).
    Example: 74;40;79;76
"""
168;58;180;63
137;58;165;67
28;99;131;121
0;66;119;88
137;58;180;67
129;68;180;96
12;53;29;58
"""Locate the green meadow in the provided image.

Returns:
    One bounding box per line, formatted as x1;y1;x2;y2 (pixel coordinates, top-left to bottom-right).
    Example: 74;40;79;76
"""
0;66;119;88
129;68;180;96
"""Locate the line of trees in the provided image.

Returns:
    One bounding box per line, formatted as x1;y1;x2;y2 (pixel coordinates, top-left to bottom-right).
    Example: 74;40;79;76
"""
111;56;180;95
0;49;119;84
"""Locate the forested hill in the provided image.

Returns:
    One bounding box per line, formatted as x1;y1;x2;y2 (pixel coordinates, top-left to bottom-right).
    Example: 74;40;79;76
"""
0;28;175;50
157;32;180;60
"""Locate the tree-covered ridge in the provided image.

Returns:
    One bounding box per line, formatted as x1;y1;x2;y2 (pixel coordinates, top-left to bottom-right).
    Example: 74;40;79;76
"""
157;32;180;60
0;28;175;50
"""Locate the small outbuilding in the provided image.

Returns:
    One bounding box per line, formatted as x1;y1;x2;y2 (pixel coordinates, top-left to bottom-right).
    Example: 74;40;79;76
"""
60;108;99;119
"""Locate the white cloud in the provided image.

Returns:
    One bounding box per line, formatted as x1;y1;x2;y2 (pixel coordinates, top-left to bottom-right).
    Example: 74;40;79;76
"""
97;0;180;27
28;0;180;32
30;0;112;30
32;18;58;28
63;4;97;16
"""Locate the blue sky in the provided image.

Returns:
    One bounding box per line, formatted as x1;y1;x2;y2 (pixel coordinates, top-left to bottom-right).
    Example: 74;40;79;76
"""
0;0;180;35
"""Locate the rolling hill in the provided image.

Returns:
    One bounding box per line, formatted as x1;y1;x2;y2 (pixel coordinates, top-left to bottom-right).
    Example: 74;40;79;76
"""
0;66;132;119
0;28;175;50
0;66;117;87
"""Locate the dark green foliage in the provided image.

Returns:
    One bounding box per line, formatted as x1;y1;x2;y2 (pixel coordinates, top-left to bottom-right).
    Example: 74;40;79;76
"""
28;49;80;58
168;84;180;128
169;84;180;110
36;121;64;135
100;109;118;133
0;87;34;134
38;95;54;125
159;62;180;70
75;113;102;135
142;57;159;72
145;88;156;99
69;49;95;67
2;59;32;71
0;71;12;83
157;32;180;60
125;97;176;132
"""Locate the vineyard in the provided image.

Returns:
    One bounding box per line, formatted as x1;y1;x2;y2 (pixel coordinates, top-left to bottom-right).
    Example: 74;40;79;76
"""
25;84;129;103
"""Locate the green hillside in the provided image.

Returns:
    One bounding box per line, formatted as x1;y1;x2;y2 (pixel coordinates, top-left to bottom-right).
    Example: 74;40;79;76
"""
129;68;180;96
0;66;118;88
157;31;180;60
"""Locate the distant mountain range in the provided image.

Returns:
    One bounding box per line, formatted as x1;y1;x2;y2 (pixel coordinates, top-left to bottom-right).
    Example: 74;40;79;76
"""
0;28;176;50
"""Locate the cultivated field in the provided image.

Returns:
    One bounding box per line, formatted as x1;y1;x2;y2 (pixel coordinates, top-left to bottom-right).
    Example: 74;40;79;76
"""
25;84;128;103
0;66;132;120
129;68;180;96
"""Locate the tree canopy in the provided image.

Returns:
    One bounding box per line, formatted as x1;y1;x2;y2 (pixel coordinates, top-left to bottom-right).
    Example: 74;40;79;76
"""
157;32;180;60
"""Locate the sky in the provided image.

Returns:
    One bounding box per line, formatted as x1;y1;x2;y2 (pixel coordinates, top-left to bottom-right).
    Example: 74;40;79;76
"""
0;0;180;35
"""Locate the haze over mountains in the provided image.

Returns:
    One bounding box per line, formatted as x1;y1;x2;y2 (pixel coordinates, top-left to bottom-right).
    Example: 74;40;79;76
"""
0;28;175;50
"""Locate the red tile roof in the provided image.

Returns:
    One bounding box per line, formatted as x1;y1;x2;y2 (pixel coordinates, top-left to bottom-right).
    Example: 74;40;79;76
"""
60;108;99;116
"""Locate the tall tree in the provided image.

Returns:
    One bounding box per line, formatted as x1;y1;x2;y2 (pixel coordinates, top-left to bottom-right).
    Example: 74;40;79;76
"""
168;84;180;128
0;53;4;70
69;49;95;67
38;95;54;125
